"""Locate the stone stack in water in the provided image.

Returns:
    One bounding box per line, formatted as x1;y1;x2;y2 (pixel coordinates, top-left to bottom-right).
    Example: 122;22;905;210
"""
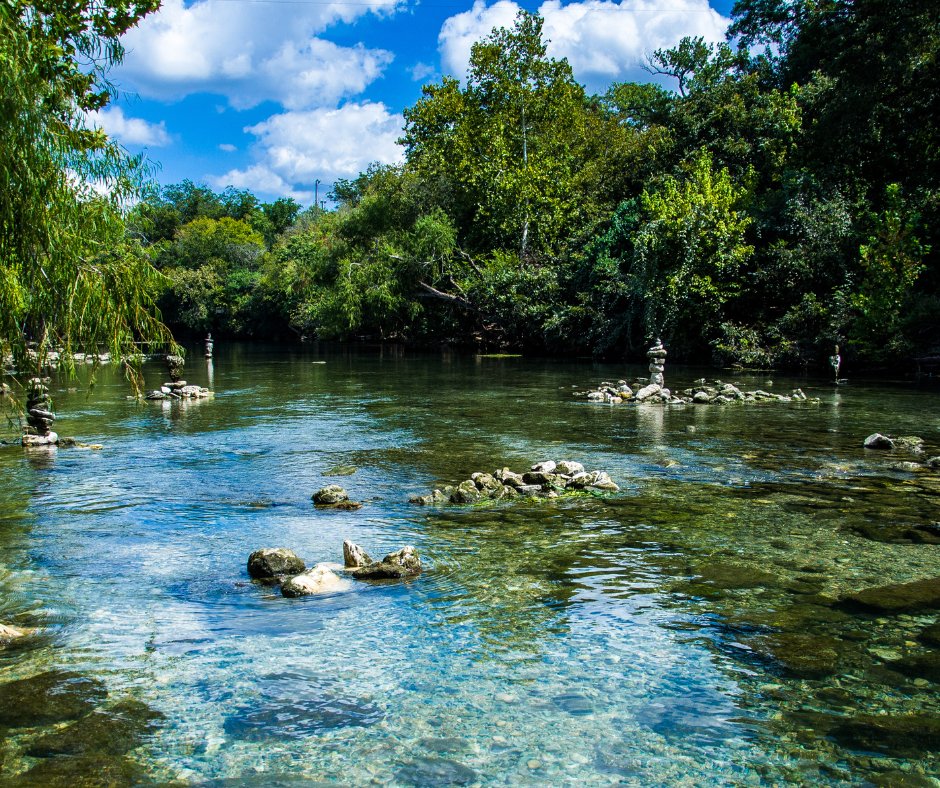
22;378;57;446
145;354;211;400
647;338;666;387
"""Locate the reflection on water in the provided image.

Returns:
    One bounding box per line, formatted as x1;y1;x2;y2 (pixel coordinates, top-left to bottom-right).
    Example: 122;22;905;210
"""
1;344;940;786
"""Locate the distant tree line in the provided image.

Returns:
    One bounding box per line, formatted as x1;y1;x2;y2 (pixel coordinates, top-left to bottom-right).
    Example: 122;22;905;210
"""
138;0;940;368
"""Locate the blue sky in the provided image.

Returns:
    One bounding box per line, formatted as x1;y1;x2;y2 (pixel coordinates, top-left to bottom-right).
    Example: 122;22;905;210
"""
98;0;736;205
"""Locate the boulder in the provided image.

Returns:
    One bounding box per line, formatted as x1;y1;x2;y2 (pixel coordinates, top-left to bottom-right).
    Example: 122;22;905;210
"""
500;472;525;488
312;485;348;505
634;383;662;402
751;632;842;678
555;460;584;475
409;490;448;505
343;540;372;568
353;546;422;580
22;432;58;446
247;548;305;579
516;484;542;495
472;473;499;490
450;480;483;504
918;623;940;647
865;433;896;450
587;392;604;401
282;565;348;597
523;471;557;486
531;460;557;473
588;471;620;492
693;391;712;404
888;652;940;684
565;472;594;489
829;714;940;757
840;576;940;614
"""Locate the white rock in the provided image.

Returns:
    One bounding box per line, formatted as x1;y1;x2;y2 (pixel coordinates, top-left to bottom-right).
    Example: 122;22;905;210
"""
281;565;349;597
531;460;557;473
22;432;57;447
634;384;662;402
555;460;584;475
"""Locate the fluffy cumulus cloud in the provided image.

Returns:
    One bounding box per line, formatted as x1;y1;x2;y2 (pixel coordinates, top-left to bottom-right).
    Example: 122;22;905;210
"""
211;102;405;198
439;0;730;91
118;0;399;109
88;106;172;147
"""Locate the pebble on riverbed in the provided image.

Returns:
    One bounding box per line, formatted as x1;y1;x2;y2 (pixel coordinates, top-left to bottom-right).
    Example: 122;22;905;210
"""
409;460;620;506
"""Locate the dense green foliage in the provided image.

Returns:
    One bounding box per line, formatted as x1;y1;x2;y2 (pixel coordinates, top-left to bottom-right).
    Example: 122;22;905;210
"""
149;2;939;368
1;0;177;386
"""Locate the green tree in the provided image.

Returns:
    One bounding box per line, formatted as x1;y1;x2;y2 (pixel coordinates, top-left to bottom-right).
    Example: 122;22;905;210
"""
1;0;176;389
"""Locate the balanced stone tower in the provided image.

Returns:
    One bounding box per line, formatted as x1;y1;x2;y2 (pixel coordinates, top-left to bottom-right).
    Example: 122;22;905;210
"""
22;377;57;446
647;338;666;387
163;354;186;398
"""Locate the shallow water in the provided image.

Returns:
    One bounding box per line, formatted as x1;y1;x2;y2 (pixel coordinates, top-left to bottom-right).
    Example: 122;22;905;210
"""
1;344;939;787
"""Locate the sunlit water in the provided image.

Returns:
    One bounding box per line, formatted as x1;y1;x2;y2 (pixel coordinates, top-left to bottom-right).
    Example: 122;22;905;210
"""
1;344;939;787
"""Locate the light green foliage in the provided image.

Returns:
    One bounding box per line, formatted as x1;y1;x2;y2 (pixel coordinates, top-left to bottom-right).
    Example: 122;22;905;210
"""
632;150;754;340
0;0;176;394
851;185;928;355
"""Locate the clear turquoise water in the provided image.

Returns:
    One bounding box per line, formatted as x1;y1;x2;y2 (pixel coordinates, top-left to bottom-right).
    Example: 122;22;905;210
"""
1;344;939;787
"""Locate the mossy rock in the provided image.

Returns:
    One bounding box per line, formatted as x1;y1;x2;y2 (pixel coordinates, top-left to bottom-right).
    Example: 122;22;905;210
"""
690;563;783;590
2;754;150;787
849;522;940;545
917;622;940;647
0;671;106;727
829;714;940;757
888;651;940;683
751;633;842;678
841;576;940;614
25;700;164;757
731;604;851;633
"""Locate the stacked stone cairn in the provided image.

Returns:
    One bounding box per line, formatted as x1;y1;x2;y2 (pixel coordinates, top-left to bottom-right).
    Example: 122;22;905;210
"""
145;354;212;400
409;459;619;506
583;340;815;406
21;378;57;446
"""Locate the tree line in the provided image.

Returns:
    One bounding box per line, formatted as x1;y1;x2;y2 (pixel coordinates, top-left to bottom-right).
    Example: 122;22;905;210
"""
4;0;938;373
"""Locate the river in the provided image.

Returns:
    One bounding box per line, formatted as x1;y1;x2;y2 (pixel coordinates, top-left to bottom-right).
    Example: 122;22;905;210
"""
0;344;938;787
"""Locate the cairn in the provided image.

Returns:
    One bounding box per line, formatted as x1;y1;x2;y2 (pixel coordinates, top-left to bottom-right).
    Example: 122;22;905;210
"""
22;378;57;446
648;338;666;387
205;334;213;359
145;353;212;400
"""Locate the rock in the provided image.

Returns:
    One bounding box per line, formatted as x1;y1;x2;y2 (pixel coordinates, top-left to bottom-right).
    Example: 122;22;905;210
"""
522;471;557;486
751;633;842;678
0;622;24;638
588;471;620;491
409;490;447;505
472;473;499;490
927;457;940;469
450;480;483;504
870;770;940;788
0;671;107;727
693;391;712;404
330;500;363;510
918;623;940;647
353;547;421;580
144;390;165;400
840;576;940;614
282;565;348;597
865;433;896;450
516;484;542;495
692;564;783;590
24;700;163;757
896;436;926;453
312;485;348;505
1;753;150;787
587;391;604;401
500;472;525;488
247;548;306;579
395;757;477;787
829;714;940;757
555;460;584;475
180;385;202;397
343;540;372;568
531;460;556;473
888;651;940;683
686;425;696;433
22;432;57;446
565;472;594;489
489;484;517;501
634;383;662;402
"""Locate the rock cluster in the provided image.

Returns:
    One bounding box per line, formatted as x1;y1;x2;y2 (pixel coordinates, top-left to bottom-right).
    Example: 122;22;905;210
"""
22;377;57;446
246;541;421;598
409;459;619;506
864;433;925;453
585;377;811;406
144;354;212;400
312;485;362;510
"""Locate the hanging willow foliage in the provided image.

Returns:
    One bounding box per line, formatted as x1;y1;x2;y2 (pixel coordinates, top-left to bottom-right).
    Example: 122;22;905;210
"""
0;0;178;396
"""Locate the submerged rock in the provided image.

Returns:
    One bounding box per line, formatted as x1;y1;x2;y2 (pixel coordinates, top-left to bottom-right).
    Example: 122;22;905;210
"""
25;700;164;757
0;671;107;727
312;485;348;505
247;548;305;580
395;757;477;787
840;576;940;614
917;623;940;647
282;565;348;597
1;754;150;787
343;540;372;568
751;633;842;678
691;564;782;590
888;651;940;684
828;714;940;757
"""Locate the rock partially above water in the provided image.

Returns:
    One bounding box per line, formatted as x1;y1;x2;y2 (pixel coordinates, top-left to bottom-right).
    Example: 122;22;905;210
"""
840;576;940;614
343;540;372;568
282;565;348;597
0;670;107;727
312;485;348;505
353;546;421;580
247;548;305;580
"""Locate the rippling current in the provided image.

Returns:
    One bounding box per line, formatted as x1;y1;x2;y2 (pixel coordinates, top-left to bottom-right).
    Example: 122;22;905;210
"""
1;344;939;788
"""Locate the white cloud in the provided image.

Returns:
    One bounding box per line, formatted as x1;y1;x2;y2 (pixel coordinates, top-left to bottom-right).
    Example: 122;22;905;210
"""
211;102;405;199
409;62;438;82
88;106;172;147
218;143;236;152
118;0;399;110
439;0;730;91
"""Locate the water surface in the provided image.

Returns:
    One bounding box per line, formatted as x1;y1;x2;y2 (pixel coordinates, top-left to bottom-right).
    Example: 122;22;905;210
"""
1;344;939;787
